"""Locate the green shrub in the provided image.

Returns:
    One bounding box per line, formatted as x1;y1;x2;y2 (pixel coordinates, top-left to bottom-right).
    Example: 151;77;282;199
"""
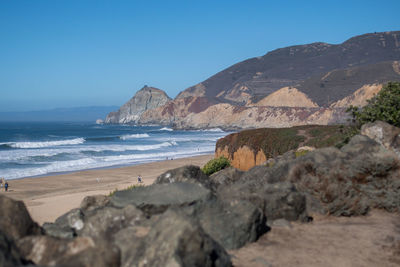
202;156;231;175
347;82;400;128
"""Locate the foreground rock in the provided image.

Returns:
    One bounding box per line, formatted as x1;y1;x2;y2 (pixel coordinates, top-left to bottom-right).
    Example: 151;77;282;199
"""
120;210;232;267
110;182;212;215
17;235;120;267
0;231;25;267
155;165;213;189
0;195;41;242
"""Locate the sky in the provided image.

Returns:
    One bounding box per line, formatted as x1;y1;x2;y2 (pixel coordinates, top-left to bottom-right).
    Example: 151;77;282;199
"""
0;0;399;112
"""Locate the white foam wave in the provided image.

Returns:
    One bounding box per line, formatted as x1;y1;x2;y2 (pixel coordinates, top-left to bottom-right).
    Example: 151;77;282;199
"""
120;133;150;140
7;138;86;149
194;128;224;132
159;127;173;131
2;145;215;179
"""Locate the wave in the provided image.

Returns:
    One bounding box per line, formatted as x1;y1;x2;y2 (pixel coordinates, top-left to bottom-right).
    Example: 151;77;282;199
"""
193;128;225;132
1;145;215;179
159;127;173;131
120;133;150;140
1;138;86;149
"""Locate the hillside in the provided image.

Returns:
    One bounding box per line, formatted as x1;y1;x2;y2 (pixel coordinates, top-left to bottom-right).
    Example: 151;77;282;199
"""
105;31;400;129
178;31;400;105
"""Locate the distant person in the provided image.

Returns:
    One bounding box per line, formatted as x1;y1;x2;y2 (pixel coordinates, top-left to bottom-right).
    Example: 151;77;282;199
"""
0;178;2;190
4;181;8;192
137;175;142;183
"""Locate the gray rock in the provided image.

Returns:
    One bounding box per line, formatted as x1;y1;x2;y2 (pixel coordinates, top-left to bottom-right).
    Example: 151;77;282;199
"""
79;205;144;240
155;165;212;189
0;230;24;267
361;120;400;157
80;195;110;213
105;86;171;124
123;209;232;267
44;208;85;238
210;167;244;188
17;235;120;267
0;195;41;242
183;198;268;249
286;134;400;216
110;182;213;215
218;179;308;224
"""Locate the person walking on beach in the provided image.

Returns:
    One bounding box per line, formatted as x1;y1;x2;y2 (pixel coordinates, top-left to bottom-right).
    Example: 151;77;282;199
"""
0;178;3;190
137;174;142;184
4;181;8;192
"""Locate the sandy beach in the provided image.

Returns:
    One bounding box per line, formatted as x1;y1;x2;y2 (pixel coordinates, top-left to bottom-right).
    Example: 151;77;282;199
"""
1;154;213;225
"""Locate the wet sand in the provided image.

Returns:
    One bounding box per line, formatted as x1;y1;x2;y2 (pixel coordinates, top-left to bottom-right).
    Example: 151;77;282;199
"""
1;154;213;224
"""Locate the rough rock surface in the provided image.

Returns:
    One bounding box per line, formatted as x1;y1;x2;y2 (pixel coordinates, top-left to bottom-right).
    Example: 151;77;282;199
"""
0;231;24;267
0;195;41;242
17;235;120;267
361;120;400;157
155;165;212;189
120;210;232;267
105;86;171;124
110;182;213;215
182;198;268;249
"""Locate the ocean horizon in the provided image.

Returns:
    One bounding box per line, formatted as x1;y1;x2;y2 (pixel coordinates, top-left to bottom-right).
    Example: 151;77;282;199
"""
0;122;230;180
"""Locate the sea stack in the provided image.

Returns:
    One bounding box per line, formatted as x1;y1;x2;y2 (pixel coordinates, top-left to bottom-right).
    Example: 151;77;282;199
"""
105;86;171;124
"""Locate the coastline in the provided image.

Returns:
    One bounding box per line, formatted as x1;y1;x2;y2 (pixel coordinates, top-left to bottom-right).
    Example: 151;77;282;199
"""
1;154;213;225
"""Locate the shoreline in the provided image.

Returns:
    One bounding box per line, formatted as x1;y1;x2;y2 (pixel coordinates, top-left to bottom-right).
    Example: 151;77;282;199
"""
1;154;214;225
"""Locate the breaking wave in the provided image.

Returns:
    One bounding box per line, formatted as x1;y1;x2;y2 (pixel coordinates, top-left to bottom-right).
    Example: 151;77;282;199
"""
1;138;86;149
120;133;150;140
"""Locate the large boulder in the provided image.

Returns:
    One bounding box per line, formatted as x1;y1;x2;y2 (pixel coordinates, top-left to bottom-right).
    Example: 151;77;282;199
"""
80;195;110;213
0;231;24;267
79;205;145;240
110;182;213;215
0;195;41;242
17;235;120;267
209;167;244;189
361;120;400;157
183;198;268;249
155;165;212;189
43;208;84;239
218;178;309;223
120;209;232;267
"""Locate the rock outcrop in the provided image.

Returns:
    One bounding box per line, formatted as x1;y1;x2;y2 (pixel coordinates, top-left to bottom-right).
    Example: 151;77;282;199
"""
105;86;171;124
215;125;355;170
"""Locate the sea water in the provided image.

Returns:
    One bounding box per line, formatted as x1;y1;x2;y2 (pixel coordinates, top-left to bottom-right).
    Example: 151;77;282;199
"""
0;122;230;180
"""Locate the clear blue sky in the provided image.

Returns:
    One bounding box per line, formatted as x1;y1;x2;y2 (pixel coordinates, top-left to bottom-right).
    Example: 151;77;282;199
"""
1;0;399;111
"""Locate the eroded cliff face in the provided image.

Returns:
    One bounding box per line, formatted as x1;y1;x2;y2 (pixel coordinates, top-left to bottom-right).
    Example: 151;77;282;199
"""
105;86;171;124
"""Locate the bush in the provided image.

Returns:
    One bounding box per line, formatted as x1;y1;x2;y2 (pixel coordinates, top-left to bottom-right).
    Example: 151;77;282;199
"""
347;82;400;127
202;156;231;175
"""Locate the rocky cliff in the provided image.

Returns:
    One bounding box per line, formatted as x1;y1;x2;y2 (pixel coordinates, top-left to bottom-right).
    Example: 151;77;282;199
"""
105;86;171;124
106;31;400;129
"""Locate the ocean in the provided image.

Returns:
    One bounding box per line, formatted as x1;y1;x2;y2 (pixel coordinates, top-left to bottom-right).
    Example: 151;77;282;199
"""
0;122;231;180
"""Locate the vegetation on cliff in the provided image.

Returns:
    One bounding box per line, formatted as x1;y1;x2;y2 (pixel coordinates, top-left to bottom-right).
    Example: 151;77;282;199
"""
202;156;231;175
216;125;356;160
347;82;400;127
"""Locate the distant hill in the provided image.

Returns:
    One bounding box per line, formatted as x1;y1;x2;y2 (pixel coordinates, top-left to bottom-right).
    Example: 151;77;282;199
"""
106;31;400;129
0;106;119;122
178;31;400;105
